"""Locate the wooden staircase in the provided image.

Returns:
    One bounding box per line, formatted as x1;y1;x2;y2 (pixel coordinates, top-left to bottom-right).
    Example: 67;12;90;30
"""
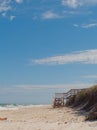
53;88;86;108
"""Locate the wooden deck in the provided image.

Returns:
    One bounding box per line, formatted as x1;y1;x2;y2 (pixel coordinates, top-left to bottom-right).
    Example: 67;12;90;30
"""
53;88;86;108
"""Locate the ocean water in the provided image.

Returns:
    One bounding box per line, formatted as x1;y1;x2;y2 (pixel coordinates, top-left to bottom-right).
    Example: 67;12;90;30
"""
0;104;45;110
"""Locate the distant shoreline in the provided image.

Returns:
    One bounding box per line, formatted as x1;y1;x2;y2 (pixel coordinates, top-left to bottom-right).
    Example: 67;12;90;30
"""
0;104;51;110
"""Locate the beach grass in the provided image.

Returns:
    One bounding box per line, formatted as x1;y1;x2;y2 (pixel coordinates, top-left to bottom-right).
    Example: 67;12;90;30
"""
66;85;97;120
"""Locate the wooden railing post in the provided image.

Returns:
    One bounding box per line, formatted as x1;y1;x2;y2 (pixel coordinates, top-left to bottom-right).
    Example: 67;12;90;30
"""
53;88;86;108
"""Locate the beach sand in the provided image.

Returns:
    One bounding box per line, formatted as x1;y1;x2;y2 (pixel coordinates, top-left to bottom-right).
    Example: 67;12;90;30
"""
0;105;97;130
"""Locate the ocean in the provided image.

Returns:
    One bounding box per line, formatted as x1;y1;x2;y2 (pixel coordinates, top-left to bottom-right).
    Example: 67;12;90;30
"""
0;104;46;110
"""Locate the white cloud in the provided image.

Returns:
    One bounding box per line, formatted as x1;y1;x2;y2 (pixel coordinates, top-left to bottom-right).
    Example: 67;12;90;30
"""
42;10;80;20
0;0;23;16
42;11;61;19
73;23;97;28
10;15;16;21
73;24;79;27
62;0;97;8
82;23;97;28
2;12;6;17
63;10;79;15
62;0;81;8
14;83;92;90
15;0;23;4
32;49;97;65
83;75;97;79
0;0;11;13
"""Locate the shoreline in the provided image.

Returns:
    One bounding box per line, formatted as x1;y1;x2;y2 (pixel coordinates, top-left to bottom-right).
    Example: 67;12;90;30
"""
0;104;51;110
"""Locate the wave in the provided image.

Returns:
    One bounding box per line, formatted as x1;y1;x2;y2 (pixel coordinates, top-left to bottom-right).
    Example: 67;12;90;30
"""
0;104;48;110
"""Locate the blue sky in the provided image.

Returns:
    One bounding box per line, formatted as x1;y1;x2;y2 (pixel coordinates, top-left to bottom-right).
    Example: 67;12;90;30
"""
0;0;97;104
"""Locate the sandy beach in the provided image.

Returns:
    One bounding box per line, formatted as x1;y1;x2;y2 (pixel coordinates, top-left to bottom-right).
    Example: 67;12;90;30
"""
0;105;97;130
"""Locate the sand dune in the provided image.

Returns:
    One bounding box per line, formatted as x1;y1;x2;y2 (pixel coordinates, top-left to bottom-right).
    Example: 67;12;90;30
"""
0;105;97;130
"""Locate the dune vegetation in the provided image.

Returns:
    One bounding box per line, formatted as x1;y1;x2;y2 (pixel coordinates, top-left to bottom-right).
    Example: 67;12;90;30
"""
66;85;97;120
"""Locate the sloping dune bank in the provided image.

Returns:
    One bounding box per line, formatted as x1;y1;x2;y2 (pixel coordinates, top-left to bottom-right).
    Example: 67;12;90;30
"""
0;105;97;130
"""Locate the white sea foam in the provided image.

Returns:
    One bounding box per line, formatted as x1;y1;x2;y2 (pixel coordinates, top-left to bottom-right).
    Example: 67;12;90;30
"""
0;104;49;110
0;105;19;110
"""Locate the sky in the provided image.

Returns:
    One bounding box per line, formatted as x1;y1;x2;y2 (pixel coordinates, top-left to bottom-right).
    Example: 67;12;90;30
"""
0;0;97;104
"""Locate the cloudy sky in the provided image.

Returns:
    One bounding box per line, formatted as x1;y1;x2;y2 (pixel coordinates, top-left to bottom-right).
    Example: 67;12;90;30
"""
0;0;97;104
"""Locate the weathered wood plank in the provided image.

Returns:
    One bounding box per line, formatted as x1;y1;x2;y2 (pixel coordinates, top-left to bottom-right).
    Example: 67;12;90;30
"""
53;88;86;108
